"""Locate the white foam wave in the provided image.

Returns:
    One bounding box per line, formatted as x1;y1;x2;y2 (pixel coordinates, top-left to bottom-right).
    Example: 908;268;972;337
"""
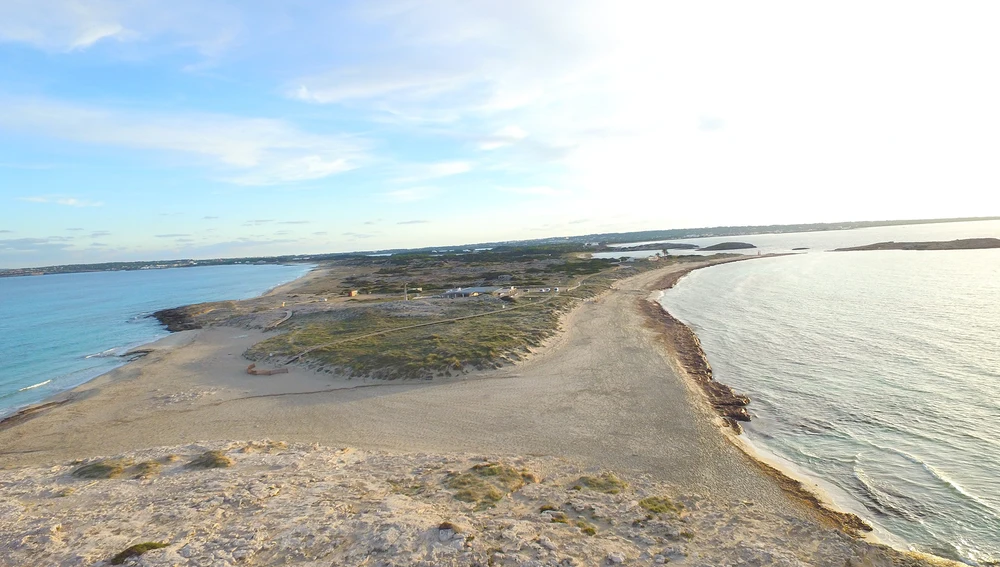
18;379;51;392
84;347;121;359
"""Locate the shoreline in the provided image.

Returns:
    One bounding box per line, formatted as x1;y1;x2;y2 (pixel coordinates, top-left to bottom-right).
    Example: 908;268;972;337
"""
641;257;937;553
0;259;957;566
0;264;318;424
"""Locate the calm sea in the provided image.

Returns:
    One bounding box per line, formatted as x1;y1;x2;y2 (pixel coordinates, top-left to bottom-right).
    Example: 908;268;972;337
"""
659;220;1000;565
0;264;312;419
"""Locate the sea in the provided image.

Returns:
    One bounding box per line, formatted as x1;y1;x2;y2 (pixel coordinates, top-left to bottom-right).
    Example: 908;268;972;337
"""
657;220;1000;565
0;264;312;419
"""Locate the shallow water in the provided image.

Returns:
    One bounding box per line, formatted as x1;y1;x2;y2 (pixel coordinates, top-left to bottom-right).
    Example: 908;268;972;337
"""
659;222;1000;564
0;264;312;418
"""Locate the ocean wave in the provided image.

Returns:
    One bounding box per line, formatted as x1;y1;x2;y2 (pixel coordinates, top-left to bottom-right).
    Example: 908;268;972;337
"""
921;461;1000;518
17;379;52;392
84;347;123;359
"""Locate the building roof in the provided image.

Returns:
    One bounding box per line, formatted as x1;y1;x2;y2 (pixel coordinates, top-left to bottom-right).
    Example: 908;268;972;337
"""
443;286;502;295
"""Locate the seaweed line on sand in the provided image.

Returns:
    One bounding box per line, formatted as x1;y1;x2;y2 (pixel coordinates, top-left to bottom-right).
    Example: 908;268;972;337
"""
642;258;875;538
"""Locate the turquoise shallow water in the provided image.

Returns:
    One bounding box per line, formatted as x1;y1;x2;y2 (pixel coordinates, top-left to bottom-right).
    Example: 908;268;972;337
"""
0;264;312;418
659;223;1000;565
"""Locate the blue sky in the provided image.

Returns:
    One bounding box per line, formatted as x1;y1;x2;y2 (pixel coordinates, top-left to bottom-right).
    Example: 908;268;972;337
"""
2;1;999;268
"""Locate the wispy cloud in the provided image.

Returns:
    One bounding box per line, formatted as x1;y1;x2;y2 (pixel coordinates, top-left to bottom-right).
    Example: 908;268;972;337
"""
154;233;190;238
479;125;528;150
391;161;472;183
0;98;369;186
278;220;310;225
0;236;75;253
0;0;239;55
243;219;274;226
397;220;429;225
380;187;440;203
202;216;219;220
342;232;375;239
0;230;12;234
18;195;103;207
88;231;111;238
498;186;569;197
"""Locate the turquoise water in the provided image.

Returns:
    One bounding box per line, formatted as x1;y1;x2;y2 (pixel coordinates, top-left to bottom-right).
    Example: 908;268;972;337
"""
0;264;312;418
659;222;1000;565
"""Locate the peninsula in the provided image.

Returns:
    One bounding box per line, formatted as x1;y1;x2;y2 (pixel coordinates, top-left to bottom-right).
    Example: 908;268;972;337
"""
0;250;954;566
835;238;1000;251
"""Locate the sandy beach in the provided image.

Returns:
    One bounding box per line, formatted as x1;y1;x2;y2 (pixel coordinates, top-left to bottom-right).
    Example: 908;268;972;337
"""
0;260;951;566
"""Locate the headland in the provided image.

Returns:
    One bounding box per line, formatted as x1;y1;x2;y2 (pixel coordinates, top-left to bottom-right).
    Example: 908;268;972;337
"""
0;254;954;566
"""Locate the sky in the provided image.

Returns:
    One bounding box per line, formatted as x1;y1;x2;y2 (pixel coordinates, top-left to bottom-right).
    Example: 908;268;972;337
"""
2;1;999;268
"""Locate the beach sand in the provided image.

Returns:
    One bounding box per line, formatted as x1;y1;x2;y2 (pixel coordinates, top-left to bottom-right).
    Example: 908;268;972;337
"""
0;260;950;566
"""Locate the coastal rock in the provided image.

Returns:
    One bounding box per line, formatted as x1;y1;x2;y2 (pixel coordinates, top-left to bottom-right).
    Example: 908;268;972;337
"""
151;306;202;332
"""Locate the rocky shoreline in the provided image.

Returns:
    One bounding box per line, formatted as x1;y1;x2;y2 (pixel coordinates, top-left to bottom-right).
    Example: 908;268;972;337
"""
642;261;754;430
640;259;878;539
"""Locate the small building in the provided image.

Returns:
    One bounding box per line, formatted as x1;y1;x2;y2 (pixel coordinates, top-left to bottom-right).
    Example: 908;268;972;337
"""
348;290;359;297
442;286;502;299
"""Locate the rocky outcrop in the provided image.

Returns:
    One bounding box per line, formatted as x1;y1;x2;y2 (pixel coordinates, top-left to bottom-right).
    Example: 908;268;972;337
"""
641;300;752;430
151;307;202;332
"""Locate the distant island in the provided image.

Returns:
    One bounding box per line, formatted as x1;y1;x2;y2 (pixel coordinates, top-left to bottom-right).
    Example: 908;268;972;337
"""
698;242;756;251
835;238;1000;252
612;242;700;252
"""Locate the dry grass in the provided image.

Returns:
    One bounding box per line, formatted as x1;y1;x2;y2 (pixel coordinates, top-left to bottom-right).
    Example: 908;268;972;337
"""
71;459;131;480
446;463;537;510
638;496;684;515
570;473;628;494
185;450;233;469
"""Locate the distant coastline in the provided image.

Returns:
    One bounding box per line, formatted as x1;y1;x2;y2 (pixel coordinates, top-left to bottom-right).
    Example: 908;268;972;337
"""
835;237;1000;251
6;215;999;277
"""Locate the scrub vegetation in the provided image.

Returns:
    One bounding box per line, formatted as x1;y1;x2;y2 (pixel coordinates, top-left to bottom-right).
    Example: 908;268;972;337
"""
173;244;717;380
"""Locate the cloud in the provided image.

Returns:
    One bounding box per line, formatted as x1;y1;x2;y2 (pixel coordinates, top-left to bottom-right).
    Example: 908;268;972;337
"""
0;230;12;234
0;236;75;253
278;220;310;224
568;219;589;225
0;98;369;186
0;0;239;55
498;186;569;197
342;232;375;238
381;187;440;203
396;220;429;225
243;219;274;226
88;231;111;238
479;125;528;150
312;231;329;235
391;160;472;183
202;216;219;220
154;233;190;238
66;228;84;231
699;116;725;132
18;195;103;207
